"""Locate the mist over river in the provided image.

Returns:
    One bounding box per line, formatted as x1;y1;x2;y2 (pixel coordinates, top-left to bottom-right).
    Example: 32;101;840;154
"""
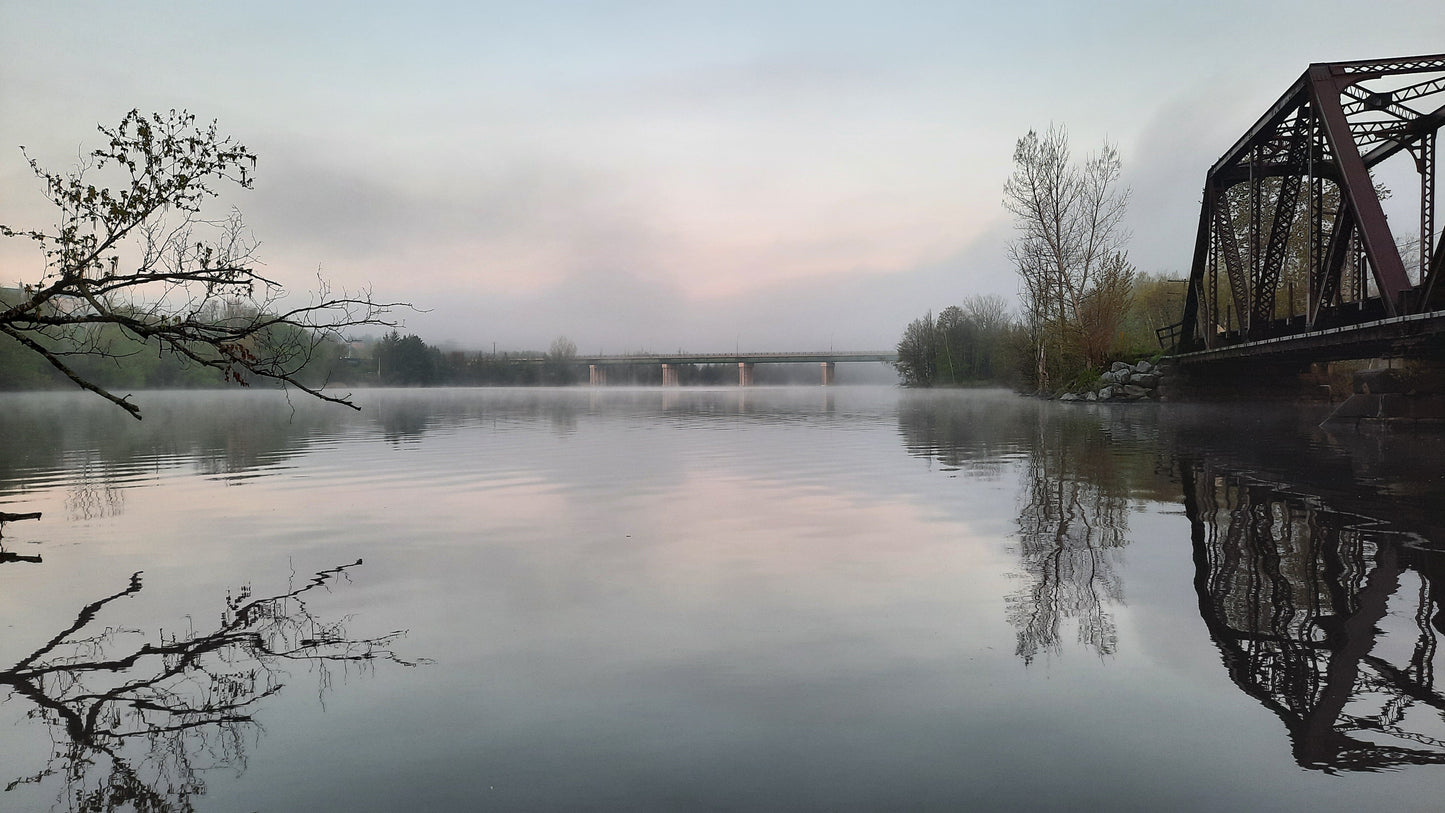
2;387;1443;811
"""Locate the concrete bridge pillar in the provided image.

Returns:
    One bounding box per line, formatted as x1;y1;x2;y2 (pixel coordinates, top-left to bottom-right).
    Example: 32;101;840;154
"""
589;364;607;386
738;362;755;387
661;363;679;386
820;362;836;386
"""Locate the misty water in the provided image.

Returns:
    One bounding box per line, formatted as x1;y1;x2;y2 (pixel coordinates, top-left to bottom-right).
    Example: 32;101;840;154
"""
2;386;1444;811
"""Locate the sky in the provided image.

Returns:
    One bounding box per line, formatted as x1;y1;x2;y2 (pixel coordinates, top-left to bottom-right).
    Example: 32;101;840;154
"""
2;1;1442;353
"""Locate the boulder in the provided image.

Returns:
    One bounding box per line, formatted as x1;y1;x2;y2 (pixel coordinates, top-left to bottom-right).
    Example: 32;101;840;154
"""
1085;391;1098;401
1134;373;1160;388
1098;385;1116;400
1059;392;1080;402
1134;359;1154;374
1122;384;1149;399
1110;361;1131;372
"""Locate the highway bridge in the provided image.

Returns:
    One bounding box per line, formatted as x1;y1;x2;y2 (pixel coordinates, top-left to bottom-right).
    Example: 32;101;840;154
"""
571;351;897;386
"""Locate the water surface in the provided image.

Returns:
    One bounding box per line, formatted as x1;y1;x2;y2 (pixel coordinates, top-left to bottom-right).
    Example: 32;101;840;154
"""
1;387;1443;810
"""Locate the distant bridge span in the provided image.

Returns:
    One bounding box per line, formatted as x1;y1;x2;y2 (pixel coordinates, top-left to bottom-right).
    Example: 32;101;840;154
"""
572;351;897;386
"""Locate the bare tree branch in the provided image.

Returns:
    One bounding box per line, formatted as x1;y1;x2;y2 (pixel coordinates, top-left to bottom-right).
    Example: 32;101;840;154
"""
2;109;411;419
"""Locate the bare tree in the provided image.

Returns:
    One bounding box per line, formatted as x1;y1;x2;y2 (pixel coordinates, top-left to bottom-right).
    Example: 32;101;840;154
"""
1003;125;1134;388
1;110;406;419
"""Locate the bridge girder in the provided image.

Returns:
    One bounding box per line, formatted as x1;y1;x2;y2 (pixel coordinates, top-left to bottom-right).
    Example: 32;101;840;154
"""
1180;54;1445;352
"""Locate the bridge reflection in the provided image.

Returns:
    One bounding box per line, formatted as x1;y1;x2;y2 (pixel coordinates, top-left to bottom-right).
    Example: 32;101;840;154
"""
896;395;1445;769
1182;461;1445;771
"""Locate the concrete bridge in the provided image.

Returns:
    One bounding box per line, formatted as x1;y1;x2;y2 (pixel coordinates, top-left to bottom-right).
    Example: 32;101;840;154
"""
574;351;897;386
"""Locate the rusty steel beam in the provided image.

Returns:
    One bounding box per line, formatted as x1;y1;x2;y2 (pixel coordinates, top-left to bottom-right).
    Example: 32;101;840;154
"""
1310;64;1412;315
1423;218;1445;309
1179;191;1213;350
1312;204;1354;324
1213;191;1251;332
1254;116;1311;331
1358;106;1445;167
1420;131;1436;287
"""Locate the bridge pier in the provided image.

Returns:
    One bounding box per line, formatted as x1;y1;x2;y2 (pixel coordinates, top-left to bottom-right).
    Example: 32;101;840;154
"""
738;362;755;387
1324;360;1445;428
820;362;836;386
589;364;607;386
661;363;680;387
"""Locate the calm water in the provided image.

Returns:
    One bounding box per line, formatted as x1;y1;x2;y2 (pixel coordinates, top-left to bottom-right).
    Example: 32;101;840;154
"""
2;386;1444;811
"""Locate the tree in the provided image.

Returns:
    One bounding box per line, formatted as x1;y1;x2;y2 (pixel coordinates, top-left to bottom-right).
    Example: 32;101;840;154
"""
1004;125;1134;389
895;296;1016;387
0;110;402;419
1118;272;1187;354
895;311;939;387
377;330;438;386
544;334;578;385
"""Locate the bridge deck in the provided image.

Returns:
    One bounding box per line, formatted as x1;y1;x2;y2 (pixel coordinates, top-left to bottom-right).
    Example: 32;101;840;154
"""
1169;311;1445;365
574;352;897;366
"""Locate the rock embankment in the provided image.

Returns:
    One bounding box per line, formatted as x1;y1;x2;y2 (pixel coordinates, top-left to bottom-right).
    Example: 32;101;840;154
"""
1058;360;1167;403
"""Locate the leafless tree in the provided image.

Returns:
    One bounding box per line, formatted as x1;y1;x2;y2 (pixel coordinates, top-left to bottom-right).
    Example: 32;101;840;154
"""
1004;125;1134;388
1;110;407;419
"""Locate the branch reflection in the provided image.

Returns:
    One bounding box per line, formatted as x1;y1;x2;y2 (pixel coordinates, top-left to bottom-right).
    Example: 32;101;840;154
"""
0;510;43;565
1008;413;1130;664
1;560;422;810
1183;462;1445;771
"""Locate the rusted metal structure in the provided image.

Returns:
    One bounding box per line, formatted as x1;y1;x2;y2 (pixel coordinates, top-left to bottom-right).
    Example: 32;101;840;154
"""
1178;54;1445;353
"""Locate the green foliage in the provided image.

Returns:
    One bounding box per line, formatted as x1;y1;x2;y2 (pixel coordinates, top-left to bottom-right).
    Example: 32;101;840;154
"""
1117;273;1187;356
896;274;1186;393
895;312;939;387
1;110;399;418
895;295;1018;387
377;331;439;386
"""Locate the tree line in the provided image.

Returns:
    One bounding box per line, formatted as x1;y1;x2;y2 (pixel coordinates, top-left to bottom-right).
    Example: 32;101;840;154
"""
895;126;1187;391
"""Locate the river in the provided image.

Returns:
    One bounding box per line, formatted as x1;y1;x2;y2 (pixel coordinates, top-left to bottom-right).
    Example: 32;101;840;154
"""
1;387;1442;811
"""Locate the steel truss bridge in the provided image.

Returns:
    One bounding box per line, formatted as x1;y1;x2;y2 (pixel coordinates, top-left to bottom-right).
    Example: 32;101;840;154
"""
1174;53;1445;364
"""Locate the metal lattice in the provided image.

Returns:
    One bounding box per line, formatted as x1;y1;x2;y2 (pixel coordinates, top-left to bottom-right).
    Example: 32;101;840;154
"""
1179;54;1445;351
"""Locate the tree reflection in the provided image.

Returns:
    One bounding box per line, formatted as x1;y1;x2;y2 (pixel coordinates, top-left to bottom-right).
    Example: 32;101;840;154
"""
1183;462;1445;771
894;392;1034;478
1007;413;1131;664
1;560;421;810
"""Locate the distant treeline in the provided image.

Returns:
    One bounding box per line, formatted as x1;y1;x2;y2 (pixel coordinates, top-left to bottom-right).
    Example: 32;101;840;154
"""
367;333;869;387
894;275;1185;390
0;291;344;393
0;321;855;393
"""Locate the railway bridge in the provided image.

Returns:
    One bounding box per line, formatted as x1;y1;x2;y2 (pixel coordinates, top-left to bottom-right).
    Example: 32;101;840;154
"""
1165;53;1445;410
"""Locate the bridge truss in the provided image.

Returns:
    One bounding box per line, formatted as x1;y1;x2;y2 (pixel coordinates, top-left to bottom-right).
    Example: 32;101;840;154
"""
1179;54;1445;352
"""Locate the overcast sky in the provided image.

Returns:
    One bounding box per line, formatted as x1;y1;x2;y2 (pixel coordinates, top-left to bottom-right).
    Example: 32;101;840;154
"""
2;2;1441;352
